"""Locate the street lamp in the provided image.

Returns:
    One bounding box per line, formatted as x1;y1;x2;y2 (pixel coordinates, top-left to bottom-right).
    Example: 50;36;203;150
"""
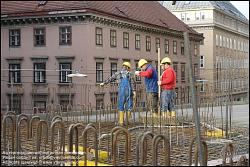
67;71;87;78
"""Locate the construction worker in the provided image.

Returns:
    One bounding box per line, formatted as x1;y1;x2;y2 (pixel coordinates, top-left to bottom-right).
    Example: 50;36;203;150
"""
135;59;158;117
157;57;176;117
100;62;136;126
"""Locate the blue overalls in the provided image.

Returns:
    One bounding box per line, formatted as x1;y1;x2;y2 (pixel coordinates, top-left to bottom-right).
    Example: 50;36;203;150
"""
103;67;135;112
118;70;133;111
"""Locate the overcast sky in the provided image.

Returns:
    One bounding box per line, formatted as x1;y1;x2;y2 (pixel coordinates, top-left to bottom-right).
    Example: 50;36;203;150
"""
230;1;249;20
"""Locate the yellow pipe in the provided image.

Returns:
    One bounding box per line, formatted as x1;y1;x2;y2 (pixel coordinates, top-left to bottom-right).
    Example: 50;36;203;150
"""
205;129;224;138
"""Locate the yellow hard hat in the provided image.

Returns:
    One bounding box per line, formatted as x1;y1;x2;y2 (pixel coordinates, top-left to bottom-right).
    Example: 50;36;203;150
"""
122;62;131;69
160;57;171;65
138;59;148;68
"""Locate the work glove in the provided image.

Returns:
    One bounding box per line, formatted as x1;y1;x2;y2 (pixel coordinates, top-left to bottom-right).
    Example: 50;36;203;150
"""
100;83;104;86
134;71;140;76
157;81;161;86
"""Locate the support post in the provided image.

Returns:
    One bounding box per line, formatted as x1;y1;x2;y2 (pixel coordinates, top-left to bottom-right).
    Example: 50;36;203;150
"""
157;47;161;133
184;32;205;166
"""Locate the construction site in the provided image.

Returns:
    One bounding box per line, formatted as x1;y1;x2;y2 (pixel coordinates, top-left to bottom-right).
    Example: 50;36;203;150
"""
1;1;249;166
1;76;249;166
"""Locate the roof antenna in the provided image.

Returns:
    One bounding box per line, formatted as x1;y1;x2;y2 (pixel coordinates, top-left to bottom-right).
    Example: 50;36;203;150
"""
172;1;176;5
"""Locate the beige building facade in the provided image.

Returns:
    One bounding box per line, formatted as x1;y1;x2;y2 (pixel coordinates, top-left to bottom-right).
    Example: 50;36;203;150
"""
164;1;249;103
1;1;203;114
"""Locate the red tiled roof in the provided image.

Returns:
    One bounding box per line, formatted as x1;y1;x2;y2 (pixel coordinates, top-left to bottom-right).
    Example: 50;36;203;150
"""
1;1;198;34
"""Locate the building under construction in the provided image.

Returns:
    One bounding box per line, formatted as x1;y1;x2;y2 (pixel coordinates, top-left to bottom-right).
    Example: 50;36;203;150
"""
1;1;249;166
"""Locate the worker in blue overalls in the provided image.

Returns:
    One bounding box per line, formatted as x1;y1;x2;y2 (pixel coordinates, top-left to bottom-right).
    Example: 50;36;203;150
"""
100;62;136;126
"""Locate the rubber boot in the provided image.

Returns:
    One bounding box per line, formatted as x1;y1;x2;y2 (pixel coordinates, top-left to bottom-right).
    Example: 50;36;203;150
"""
127;111;131;120
162;111;167;118
118;111;124;126
153;112;158;118
168;111;176;117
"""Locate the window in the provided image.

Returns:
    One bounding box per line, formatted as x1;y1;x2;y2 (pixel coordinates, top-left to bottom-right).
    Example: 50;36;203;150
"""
111;62;117;76
187;86;190;103
195;12;200;20
201;12;205;20
223;36;226;47
59;63;72;83
220;35;222;47
193;64;198;80
96;62;103;83
194;44;198;56
226;37;229;48
96;94;104;110
9;29;21;47
110;30;116;47
34;28;46;46
216;34;219;46
34;63;46;83
181;63;185;82
173;62;178;83
33;95;47;113
173;41;177;54
181;13;190;21
59;26;71;45
135;34;140;50
229;38;232;49
38;1;47;6
135;61;141;82
175;87;178;104
59;95;72;112
155;38;160;53
96;27;103;46
223;81;227;91
123;32;129;49
110;92;118;109
34;101;46;113
181;42;184;55
200;39;204;45
181;87;185;103
200;81;205;92
146;36;151;52
9;64;21;83
164;39;169;54
8;94;21;114
200;55;204;68
181;13;185;21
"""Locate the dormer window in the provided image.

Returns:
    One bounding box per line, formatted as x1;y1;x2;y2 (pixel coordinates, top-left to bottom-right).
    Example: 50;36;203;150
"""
38;1;47;6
